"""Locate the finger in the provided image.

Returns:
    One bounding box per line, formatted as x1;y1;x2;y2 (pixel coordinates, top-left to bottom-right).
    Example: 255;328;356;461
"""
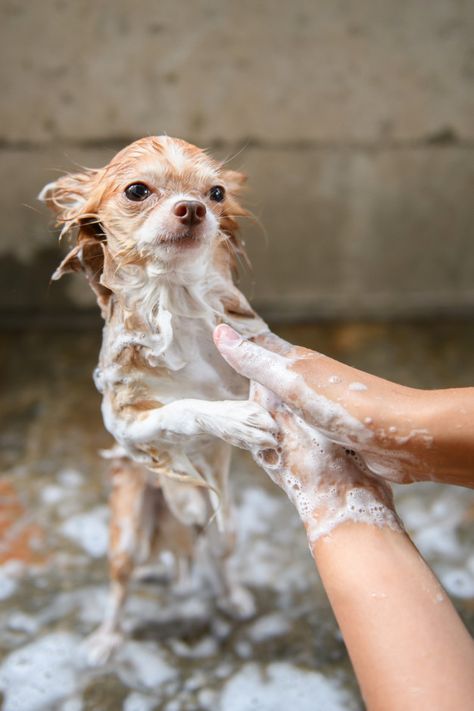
253;331;294;356
253;331;317;363
214;325;304;405
214;326;369;448
249;380;281;410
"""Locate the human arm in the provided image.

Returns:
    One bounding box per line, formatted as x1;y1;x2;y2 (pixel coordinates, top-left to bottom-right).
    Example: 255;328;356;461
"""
312;522;474;711
213;324;474;710
254;404;474;711
213;325;474;488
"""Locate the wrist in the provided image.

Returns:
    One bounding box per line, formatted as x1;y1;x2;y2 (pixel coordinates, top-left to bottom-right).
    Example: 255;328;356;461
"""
356;385;435;484
310;519;409;569
366;385;427;447
296;473;402;547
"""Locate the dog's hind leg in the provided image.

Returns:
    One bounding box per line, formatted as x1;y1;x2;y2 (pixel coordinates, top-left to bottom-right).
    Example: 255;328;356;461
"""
84;457;152;665
199;442;257;619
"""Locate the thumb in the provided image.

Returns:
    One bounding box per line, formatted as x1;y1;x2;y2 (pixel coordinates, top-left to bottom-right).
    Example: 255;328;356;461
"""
214;325;298;402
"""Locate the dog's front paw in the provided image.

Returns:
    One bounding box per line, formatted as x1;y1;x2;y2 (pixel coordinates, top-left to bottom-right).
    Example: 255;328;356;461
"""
81;625;123;666
205;400;278;451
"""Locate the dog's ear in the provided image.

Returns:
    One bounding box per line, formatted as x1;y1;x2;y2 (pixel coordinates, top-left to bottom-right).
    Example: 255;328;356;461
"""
38;168;104;236
220;169;249;227
40;168;112;313
221;169;247;195
216;170;252;274
51;238;111;314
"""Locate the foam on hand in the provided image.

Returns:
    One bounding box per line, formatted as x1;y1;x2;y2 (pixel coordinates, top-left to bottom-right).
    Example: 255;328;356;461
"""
254;407;402;544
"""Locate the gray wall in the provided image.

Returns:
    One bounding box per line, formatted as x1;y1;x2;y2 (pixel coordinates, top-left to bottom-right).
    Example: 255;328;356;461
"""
2;0;473;324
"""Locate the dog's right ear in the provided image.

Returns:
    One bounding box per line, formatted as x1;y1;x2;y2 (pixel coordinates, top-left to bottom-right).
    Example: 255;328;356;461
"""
38;168;103;236
39;168;112;314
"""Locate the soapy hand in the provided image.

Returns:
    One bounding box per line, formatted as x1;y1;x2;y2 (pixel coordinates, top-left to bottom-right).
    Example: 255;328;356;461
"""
214;325;434;486
251;380;400;541
214;325;402;541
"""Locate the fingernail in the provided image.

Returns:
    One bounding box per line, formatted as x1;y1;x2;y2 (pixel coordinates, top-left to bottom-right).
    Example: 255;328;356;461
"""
214;324;243;347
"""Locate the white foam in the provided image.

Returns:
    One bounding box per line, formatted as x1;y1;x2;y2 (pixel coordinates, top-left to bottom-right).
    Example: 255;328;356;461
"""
198;688;218;709
40;485;66;505
397;487;466;560
60;699;83;711
395;483;474;605
169;636;218;658
438;568;474;599
215;661;234;679
164;701;180;711
0;569;17;601
306;487;401;544
123;692;157;711
217;662;357;711
235;487;281;540
7;613;40;635
117;641;176;690
394;428;433;447
57;469;84;488
0;632;81;711
254;411;401;542
234;640;253;658
183;672;208;692
247;613;290;642
60;507;109;558
229;484;318;595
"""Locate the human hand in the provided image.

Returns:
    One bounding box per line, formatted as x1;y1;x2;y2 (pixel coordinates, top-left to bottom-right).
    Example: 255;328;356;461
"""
214;325;402;541
214;325;434;486
251;380;400;542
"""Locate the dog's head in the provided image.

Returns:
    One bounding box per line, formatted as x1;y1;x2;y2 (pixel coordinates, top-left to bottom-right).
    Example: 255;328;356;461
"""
40;137;248;306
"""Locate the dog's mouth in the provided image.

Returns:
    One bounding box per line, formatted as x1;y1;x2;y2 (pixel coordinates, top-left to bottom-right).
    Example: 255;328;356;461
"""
160;230;201;249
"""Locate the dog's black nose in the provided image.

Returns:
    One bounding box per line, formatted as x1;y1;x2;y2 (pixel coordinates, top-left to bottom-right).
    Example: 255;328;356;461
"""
173;200;206;226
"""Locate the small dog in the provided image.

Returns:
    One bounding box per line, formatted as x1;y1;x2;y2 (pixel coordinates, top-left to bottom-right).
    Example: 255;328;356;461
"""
39;136;276;663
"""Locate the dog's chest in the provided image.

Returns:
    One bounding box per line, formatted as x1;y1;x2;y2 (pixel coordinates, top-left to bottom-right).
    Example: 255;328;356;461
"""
98;314;248;404
151;316;247;402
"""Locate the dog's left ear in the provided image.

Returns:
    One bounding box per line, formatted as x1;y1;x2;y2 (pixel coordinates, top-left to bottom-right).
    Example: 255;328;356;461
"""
217;170;251;274
221;169;247;195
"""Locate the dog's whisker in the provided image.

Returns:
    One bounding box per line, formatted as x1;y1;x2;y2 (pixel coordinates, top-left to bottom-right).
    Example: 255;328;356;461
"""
220;141;249;167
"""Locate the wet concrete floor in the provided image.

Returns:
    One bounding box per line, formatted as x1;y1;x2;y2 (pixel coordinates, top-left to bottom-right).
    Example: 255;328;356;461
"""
0;322;473;710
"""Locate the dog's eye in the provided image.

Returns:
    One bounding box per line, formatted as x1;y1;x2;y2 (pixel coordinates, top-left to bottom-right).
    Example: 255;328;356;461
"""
209;185;226;202
125;183;151;201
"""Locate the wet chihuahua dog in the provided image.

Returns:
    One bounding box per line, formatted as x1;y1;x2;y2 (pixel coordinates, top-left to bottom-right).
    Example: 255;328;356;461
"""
40;136;276;663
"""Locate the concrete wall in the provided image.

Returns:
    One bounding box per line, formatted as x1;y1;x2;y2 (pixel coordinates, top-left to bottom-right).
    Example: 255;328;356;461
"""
1;0;473;324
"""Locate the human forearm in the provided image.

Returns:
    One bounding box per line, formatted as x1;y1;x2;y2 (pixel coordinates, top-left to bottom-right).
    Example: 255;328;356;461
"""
326;382;474;487
216;326;474;487
311;523;474;711
415;387;474;487
213;325;474;709
329;382;474;487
